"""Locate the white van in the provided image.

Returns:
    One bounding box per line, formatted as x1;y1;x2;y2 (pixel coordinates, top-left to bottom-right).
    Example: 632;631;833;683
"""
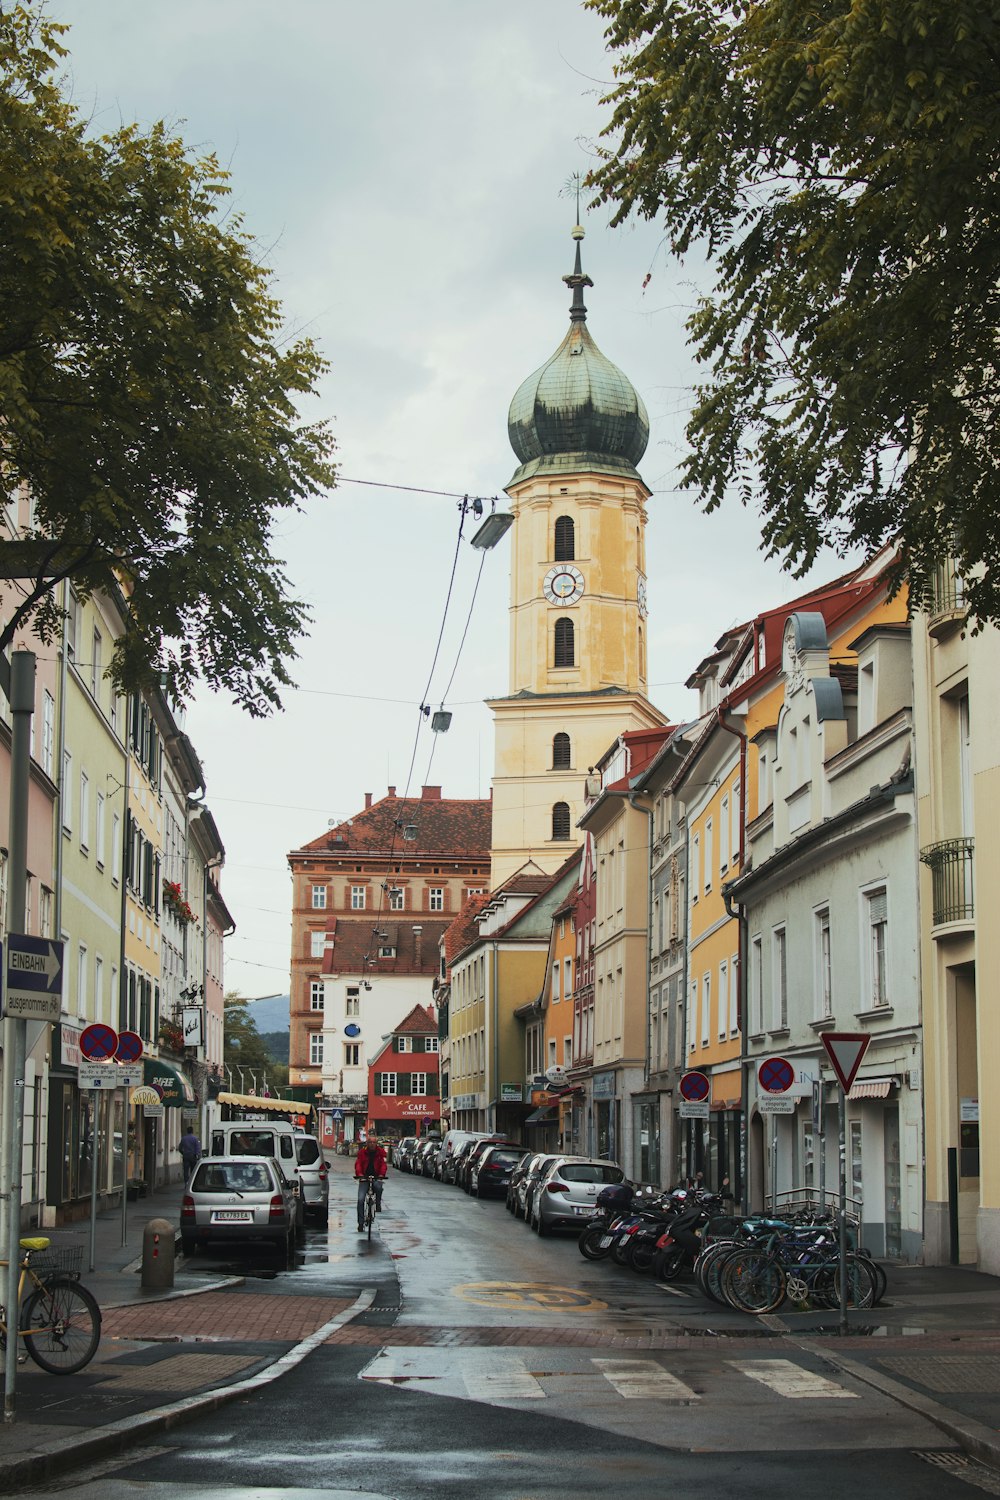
436;1129;495;1184
209;1121;304;1204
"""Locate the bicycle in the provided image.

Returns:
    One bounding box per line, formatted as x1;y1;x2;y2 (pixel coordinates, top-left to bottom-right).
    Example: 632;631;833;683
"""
0;1236;102;1374
363;1176;379;1241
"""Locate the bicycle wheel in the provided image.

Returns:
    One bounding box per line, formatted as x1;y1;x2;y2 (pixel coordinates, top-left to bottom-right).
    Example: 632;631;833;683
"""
365;1192;376;1241
722;1249;786;1314
22;1278;101;1374
695;1241;737;1305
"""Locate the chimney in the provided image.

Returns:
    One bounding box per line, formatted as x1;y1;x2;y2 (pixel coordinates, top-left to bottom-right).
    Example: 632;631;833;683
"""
387;785;396;798
365;792;372;810
412;925;423;967
422;786;442;800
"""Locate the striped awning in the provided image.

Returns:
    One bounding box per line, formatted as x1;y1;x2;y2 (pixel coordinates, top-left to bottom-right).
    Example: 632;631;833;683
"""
848;1078;894;1100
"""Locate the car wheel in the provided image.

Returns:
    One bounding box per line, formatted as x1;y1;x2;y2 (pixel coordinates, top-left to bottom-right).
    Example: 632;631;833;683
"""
534;1211;548;1237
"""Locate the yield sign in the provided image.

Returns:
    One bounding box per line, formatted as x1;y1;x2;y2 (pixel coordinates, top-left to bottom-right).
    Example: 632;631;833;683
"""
822;1032;872;1093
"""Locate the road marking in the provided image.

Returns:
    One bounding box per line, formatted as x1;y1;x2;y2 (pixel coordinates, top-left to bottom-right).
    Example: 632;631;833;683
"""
462;1354;545;1401
729;1358;858;1399
593;1358;700;1403
452;1281;607;1312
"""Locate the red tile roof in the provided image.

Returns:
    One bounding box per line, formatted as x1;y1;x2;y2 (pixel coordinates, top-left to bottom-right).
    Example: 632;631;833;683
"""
320;918;449;977
291;788;492;861
393;1003;437;1035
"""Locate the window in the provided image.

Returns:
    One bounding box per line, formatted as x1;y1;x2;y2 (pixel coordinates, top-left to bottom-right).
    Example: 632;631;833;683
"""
309;1033;323;1066
79;771;90;850
77;943;87;1018
111;812;121;884
426;1037;439;1053
397;1035;413;1052
412;1073;427;1096
552;802;571;841
94;955;104;1019
66;590;80;660
691;835;700;902
720;798;729;873
701;972;711;1046
729;952;739;1035
351;885;366;910
62;750;73;833
309;981;324;1012
554;514;575;560
344;1043;360;1067
772;926;788;1029
39;885;53;939
564;1036;572;1066
311;884;327;909
310;931;325;958
554;616;575;668
688;979;697;1055
95;792;105;866
564;956;573;997
380;1073;398;1096
718;960;728;1040
552;732;571;768
426;886;444;912
345;986;360;1017
551;962;561;1003
388;885;405;910
41;691;55;777
91;628;102;698
816;907;832;1019
548;1038;557;1067
704;819;713;891
865;887;888;1007
731;781;741;864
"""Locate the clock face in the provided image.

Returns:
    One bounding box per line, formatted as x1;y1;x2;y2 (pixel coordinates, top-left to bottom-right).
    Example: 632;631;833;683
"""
637;574;648;618
543;565;585;606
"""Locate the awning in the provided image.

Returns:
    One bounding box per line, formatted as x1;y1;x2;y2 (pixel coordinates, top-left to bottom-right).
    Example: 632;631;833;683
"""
217;1091;309;1116
524;1105;558;1126
144;1057;196;1108
848;1078;894;1100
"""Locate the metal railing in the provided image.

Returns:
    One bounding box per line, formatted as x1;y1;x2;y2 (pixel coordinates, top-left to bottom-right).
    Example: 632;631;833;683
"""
920;837;975;923
928;558;965;622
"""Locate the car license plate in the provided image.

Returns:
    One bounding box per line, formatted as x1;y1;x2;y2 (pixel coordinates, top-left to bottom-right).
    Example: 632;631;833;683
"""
574;1204;595;1215
211;1210;252;1223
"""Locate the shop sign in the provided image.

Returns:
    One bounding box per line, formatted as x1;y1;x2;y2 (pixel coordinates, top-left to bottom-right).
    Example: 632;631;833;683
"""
500;1083;522;1102
960;1098;980;1122
591;1071;616;1100
454;1093;478;1110
59;1021;83;1069
182;1006;204;1046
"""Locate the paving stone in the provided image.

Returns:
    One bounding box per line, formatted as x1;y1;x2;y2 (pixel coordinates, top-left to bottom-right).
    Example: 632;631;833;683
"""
879;1355;1000;1393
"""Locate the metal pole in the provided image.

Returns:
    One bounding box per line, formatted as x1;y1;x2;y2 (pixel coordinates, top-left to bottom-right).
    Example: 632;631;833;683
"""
121;1087;129;1247
88;1102;99;1273
3;649;37;1423
839;1087;848;1335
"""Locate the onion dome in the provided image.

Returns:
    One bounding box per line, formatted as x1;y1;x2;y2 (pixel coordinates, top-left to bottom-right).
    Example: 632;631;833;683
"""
507;226;649;485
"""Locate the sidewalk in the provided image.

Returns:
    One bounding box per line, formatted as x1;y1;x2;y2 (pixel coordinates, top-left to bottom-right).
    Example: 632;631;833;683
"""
2;1177;1000;1486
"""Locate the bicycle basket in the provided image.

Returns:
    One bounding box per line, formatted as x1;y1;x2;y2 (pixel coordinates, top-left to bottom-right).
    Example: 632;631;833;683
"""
28;1245;83;1279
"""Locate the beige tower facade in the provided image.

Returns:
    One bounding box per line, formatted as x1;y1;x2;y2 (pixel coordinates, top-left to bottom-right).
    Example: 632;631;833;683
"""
490;228;667;884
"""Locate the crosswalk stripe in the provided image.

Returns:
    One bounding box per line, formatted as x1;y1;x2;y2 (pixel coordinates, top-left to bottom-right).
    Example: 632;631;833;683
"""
728;1358;858;1399
462;1356;545;1401
593;1357;700;1403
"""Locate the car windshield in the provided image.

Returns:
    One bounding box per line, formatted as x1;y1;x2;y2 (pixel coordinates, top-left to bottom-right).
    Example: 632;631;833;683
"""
194;1162;273;1193
559;1164;625;1184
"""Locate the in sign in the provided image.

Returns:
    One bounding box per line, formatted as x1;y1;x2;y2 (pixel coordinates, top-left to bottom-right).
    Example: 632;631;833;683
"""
679;1070;711;1103
115;1029;144;1064
79;1023;118;1061
758;1056;795;1094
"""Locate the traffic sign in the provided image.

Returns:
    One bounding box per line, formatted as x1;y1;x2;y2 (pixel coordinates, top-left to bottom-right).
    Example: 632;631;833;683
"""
822;1032;872;1093
115;1029;144;1063
679;1070;710;1103
344;1023;361;1037
78;1061;142;1089
3;934;64;1022
758;1056;795;1094
80;1022;118;1061
332;1109;344;1120
679;1101;710;1120
758;1095;795;1114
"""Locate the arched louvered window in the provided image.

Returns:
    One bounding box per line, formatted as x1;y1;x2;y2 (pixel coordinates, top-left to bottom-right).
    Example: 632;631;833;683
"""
554;515;575;561
552;802;571;841
552;732;571;769
554;617;575;668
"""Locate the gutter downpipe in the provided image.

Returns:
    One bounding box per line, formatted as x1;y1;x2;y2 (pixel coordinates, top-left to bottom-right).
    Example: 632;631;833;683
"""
628;787;655;1184
492;939;500;1133
717;705;749;1215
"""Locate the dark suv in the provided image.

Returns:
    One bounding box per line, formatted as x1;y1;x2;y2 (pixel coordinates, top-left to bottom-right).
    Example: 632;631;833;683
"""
459;1137;520;1193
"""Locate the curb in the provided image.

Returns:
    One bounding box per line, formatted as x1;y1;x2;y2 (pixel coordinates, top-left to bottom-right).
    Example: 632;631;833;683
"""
0;1287;376;1488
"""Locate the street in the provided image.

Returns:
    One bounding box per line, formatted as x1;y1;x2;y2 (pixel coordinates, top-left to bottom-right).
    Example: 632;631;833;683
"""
7;1158;1000;1499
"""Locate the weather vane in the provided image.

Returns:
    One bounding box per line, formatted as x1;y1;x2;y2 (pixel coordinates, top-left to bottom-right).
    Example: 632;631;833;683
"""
561;172;584;229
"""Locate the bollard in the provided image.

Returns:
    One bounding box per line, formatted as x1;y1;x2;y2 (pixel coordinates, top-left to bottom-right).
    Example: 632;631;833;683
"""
141;1217;176;1291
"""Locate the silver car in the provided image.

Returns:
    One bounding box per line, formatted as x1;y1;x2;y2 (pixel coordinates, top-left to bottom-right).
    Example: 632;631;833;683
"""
292;1134;329;1220
181;1155;301;1258
531;1157;626;1235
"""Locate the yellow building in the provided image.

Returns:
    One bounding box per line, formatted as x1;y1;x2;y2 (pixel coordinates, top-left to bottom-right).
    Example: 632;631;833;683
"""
913;566;1000;1269
489;225;667;885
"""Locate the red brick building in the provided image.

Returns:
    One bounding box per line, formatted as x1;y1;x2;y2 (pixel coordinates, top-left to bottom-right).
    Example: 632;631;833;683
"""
368;1004;441;1139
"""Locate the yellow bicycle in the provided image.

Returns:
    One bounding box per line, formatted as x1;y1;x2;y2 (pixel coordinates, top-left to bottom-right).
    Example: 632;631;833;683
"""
0;1237;102;1374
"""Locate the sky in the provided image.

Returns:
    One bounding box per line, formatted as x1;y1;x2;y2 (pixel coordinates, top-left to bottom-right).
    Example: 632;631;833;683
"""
50;1;846;1002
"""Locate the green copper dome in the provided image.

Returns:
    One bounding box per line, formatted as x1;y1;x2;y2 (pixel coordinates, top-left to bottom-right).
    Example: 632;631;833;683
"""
507;228;649;486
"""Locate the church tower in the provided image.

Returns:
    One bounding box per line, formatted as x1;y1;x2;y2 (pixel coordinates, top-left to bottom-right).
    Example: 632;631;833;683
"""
489;224;668;884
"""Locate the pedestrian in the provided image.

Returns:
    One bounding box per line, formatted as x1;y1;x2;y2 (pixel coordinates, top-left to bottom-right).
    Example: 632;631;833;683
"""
178;1125;202;1187
354;1136;388;1232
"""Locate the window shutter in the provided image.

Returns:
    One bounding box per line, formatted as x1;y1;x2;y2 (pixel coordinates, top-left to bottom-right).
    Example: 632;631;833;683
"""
397;1073;411;1094
868;889;888;924
392;1036;400;1053
374;1073;384;1096
427;1072;439;1096
413;1036;425;1052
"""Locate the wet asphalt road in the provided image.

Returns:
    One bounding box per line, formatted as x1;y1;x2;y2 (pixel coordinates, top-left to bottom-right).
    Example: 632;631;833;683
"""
13;1161;987;1500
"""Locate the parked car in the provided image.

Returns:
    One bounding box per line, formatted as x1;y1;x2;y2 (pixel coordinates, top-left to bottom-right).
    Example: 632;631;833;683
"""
292;1133;329;1220
469;1144;523;1199
515;1152;565;1222
531;1157;626;1235
458;1137;518;1193
181;1156;301;1258
506;1150;535;1213
436;1129;495;1184
414;1137;440;1177
393;1138;419;1171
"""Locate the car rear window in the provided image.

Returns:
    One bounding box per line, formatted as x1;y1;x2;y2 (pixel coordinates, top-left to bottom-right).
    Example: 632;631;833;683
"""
194;1162;273;1193
486;1150;521;1167
226;1132;277;1157
295;1138;321;1165
560;1164;625;1184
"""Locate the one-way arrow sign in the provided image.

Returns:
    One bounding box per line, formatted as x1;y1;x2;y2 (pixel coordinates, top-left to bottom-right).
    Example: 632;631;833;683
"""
821;1032;871;1094
3;934;65;1021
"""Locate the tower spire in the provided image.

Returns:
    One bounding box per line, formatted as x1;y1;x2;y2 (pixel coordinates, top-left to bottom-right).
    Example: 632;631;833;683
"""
562;172;593;322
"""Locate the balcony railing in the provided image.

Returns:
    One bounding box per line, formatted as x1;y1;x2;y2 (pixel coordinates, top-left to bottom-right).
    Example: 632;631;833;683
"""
927;559;966;637
920;838;975;923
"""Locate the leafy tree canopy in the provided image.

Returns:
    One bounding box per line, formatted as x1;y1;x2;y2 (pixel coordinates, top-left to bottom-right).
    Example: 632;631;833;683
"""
587;0;1000;623
0;5;336;712
223;991;280;1082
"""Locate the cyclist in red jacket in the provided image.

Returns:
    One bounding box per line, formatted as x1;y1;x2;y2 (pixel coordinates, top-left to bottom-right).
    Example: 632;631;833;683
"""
354;1137;388;1231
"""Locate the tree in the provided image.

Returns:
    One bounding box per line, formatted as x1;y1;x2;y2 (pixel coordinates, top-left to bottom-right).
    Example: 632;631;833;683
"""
0;5;336;713
586;0;1000;623
224;991;282;1086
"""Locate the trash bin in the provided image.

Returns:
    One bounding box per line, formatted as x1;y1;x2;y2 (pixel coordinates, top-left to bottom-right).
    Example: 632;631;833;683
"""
141;1217;175;1291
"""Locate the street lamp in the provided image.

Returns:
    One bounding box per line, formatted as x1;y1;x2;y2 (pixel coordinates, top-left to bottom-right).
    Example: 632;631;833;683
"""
470;511;514;550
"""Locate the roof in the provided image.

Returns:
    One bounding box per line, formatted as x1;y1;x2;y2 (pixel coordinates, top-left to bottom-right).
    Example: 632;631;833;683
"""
392;1003;437;1036
321;917;449;977
441;892;491;970
290;786;492;862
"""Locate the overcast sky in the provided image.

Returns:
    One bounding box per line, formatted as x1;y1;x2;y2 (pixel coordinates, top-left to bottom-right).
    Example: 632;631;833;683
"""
52;1;843;1001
